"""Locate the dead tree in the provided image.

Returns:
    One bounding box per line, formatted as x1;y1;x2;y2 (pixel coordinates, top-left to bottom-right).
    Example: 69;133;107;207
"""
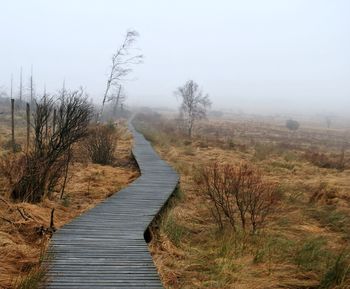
176;80;211;138
10;74;13;99
11;98;15;152
19;67;23;104
26;103;30;152
100;30;142;119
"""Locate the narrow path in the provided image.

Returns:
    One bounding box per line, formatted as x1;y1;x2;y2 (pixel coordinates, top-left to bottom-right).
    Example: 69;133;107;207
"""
47;124;179;288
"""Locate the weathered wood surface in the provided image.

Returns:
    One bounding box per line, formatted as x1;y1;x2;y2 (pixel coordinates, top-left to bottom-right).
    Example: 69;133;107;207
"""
47;124;179;288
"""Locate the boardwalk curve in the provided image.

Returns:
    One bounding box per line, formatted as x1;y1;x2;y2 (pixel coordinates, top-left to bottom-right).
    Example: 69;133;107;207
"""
47;123;179;288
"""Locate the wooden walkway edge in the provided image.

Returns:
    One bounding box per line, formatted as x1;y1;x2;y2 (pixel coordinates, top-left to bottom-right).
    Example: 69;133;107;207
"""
46;123;179;288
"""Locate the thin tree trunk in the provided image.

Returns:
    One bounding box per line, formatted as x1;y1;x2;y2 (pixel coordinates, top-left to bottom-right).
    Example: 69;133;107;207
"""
44;95;48;141
100;79;112;121
26;103;30;153
30;66;34;104
11;98;15;152
188;119;193;138
19;67;23;104
10;74;13;99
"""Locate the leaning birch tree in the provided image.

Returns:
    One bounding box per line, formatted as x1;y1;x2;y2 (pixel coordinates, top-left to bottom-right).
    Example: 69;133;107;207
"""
100;30;142;119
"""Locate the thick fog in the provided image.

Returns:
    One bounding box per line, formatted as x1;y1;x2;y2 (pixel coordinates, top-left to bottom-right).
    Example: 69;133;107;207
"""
0;0;349;115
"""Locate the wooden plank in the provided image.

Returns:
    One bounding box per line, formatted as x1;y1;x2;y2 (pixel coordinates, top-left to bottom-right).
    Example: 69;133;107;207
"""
47;123;179;288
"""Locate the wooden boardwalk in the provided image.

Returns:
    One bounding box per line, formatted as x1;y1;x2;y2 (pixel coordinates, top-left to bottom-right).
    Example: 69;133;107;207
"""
47;124;179;288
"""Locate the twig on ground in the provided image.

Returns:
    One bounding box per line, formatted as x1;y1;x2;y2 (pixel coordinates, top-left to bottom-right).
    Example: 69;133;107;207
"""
17;207;29;221
0;215;14;224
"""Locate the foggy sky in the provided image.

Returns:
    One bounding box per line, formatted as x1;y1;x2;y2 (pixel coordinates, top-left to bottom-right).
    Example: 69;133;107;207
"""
1;0;349;115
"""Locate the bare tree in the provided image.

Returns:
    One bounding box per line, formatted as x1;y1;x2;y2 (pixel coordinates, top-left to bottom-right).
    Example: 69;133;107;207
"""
100;30;142;119
176;80;211;138
11;90;93;203
11;99;15;153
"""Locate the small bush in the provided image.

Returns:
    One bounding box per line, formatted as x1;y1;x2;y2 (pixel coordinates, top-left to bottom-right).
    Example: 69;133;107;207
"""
85;124;117;165
286;119;300;131
196;162;279;233
7;92;92;203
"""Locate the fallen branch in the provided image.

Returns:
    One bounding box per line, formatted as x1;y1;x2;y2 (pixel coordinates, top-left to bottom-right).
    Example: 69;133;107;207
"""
17;207;29;221
0;197;11;208
22;208;35;221
0;215;14;225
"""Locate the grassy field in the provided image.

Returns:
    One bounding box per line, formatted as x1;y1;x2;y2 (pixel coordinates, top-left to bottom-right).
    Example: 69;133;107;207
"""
0;105;139;289
134;112;350;289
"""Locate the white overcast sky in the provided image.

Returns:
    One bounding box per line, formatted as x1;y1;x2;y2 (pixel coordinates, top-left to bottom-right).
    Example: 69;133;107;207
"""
0;0;349;114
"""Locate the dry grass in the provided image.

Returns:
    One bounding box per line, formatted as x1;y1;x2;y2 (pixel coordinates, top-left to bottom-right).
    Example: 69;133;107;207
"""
136;114;350;289
0;114;139;289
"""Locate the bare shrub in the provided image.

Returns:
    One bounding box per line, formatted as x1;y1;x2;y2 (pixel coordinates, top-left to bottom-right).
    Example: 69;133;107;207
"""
85;124;117;165
9;91;92;203
196;162;279;233
304;150;347;170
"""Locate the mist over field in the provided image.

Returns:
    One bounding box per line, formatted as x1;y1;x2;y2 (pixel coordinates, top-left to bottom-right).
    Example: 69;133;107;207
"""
0;0;349;115
3;2;350;288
